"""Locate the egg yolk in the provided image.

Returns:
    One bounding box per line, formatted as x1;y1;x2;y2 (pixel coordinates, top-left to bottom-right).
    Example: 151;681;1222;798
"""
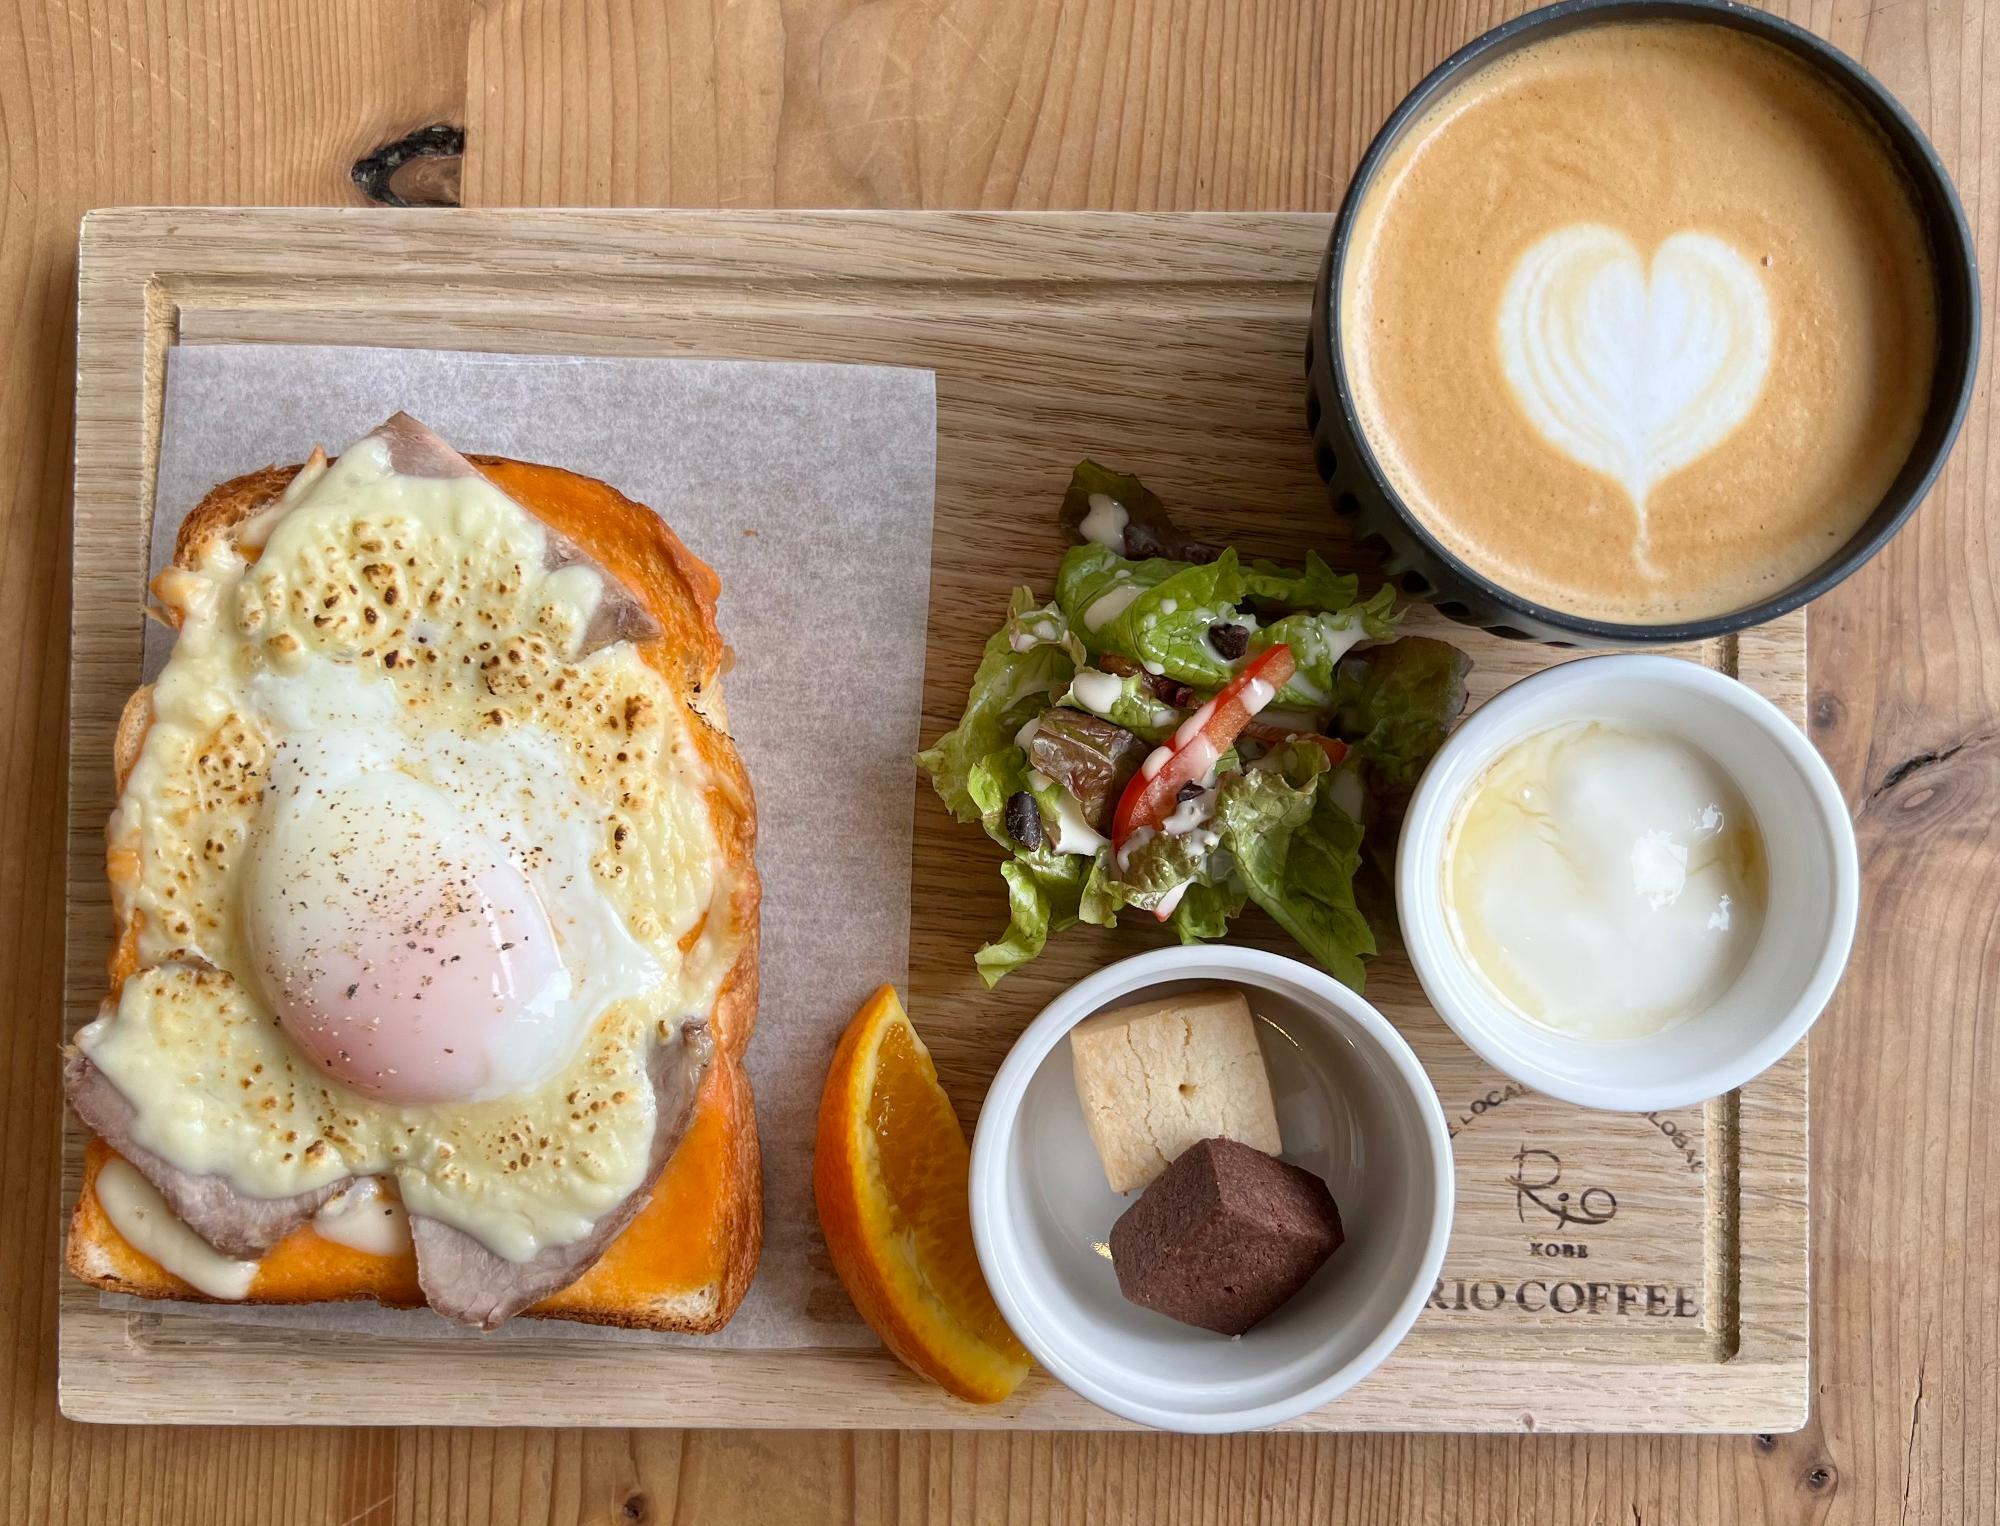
245;764;574;1104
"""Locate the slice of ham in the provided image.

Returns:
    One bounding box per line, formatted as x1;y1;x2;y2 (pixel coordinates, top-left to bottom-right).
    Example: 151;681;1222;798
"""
64;1018;713;1317
374;411;662;657
63;1046;346;1258
411;1019;714;1328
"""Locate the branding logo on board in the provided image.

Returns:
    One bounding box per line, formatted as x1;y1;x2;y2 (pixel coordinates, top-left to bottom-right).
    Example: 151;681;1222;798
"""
1508;1146;1619;1232
1427;1097;1706;1321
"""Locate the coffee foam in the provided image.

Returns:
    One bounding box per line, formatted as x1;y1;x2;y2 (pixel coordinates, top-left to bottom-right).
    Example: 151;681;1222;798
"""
1497;224;1774;575
1340;21;1938;625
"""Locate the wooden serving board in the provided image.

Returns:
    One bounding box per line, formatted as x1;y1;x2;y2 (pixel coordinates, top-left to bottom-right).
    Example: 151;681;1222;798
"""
63;208;1809;1431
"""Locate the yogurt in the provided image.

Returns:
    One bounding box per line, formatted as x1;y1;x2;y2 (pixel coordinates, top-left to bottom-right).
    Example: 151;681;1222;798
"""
1442;721;1765;1040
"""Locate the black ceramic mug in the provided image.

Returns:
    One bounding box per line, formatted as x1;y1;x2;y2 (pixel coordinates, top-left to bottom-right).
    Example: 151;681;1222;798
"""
1305;0;1980;646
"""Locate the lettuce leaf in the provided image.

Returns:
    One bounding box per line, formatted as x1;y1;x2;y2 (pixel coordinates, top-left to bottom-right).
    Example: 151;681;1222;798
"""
1212;742;1375;990
965;743;1096;985
1059;460;1221;562
1251;588;1396;702
1242;551;1360;613
1334;635;1474;798
975;854;1087;986
922;465;1473;991
1101;826;1212;914
1054;543;1180;626
918;587;1085;822
1078;850;1121;928
1057;540;1400;700
1077;831;1242;941
1056;669;1182;742
964;744;1035;851
1096;552;1248;686
1056;544;1250;687
1167;879;1246;943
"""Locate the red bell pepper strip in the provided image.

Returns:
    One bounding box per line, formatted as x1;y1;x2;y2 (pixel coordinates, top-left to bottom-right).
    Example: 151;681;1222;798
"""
1110;643;1296;849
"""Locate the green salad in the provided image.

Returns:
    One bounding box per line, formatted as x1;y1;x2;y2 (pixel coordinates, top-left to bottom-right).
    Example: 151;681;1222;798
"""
919;463;1472;989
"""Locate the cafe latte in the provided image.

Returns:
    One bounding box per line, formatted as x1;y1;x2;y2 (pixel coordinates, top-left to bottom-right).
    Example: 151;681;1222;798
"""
1340;21;1939;624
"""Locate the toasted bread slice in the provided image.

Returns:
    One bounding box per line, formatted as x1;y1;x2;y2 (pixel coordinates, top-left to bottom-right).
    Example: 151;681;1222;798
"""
67;447;762;1333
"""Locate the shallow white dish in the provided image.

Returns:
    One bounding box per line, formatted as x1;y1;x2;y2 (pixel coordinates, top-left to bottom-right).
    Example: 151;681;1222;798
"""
969;946;1453;1433
1398;654;1858;1112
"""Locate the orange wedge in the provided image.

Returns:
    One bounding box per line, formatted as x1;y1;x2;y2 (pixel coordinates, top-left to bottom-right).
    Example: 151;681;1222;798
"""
814;984;1031;1403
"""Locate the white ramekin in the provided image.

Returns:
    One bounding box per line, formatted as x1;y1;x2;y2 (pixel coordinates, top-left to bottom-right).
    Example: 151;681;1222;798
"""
969;947;1453;1432
1398;654;1859;1112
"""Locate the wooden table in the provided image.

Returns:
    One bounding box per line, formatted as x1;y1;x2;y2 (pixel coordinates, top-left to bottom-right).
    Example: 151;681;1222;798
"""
1;1;1990;1521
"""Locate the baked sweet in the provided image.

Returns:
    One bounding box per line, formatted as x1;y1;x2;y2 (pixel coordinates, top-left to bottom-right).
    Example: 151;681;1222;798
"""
63;414;761;1332
1068;987;1282;1192
1108;1136;1343;1335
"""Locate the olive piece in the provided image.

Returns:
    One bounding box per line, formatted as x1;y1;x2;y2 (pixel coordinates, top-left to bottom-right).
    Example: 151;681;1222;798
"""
1176;780;1206;802
1208;623;1251;660
1004;790;1045;849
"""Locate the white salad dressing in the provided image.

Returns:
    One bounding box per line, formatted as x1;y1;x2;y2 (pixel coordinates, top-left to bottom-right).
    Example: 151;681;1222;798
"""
1286;673;1330;705
1028;770;1111;855
1068;668;1127;716
1264;613;1366;702
1116;826;1156;871
96;1157;259;1300
1008;609;1067;653
1444;721;1766;1040
1160;787;1216;838
1084;581;1144;632
1172;700;1217;749
1079;492;1130;549
1159;785;1221;859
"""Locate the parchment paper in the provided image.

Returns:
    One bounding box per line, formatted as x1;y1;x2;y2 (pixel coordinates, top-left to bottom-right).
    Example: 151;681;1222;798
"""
114;344;937;1349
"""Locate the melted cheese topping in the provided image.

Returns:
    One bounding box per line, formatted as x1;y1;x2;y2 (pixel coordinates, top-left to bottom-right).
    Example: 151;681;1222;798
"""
82;437;740;1262
314;1179;413;1257
96;1156;259;1300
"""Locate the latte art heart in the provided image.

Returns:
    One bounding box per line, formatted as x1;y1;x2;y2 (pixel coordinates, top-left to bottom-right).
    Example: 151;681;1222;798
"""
1496;225;1774;571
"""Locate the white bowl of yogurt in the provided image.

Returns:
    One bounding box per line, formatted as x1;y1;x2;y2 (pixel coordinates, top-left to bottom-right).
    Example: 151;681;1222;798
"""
1398;655;1858;1111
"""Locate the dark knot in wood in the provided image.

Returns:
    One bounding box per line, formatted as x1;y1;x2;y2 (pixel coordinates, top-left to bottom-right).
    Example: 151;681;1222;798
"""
352;125;465;207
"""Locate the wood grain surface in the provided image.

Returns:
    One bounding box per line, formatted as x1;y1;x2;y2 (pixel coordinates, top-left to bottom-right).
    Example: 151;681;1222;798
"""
1;0;1992;1522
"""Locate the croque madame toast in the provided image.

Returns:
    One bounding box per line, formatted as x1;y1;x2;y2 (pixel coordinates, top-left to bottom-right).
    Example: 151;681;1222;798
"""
64;415;761;1333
